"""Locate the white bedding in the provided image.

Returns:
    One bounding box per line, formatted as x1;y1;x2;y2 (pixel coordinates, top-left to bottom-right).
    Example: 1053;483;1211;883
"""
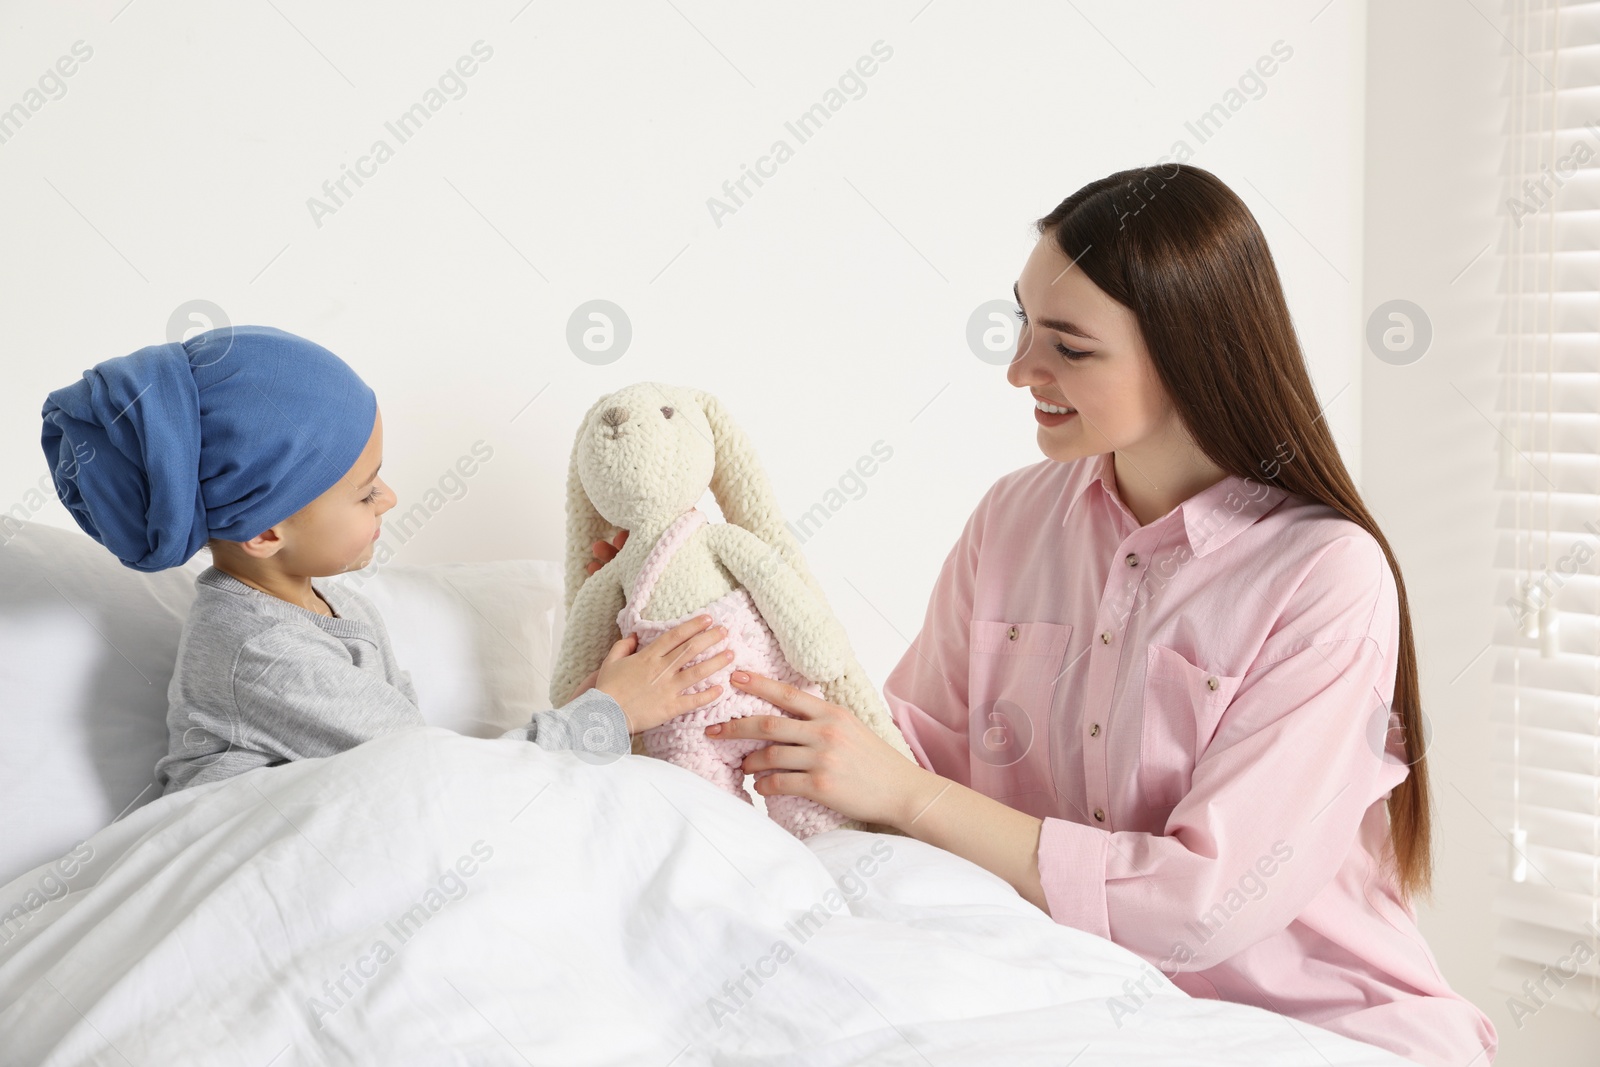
0;728;1411;1066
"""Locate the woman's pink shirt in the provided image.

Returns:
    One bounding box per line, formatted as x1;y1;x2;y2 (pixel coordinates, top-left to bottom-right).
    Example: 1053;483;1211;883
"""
883;452;1497;1067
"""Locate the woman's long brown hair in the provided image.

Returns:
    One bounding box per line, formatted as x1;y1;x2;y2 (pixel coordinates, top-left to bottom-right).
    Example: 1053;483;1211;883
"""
1036;163;1433;902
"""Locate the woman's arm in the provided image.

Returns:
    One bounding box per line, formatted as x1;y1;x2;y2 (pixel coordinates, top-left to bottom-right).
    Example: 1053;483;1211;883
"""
863;475;1054;900
725;621;1402;964
712;670;1051;914
892;760;1050;912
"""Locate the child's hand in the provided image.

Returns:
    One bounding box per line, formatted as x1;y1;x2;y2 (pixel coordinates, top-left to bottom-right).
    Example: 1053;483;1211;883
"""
596;615;732;734
585;529;628;576
567;631;641;704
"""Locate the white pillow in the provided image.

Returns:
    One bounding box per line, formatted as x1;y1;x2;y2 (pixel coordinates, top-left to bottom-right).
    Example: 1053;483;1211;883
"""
0;519;566;885
0;519;205;886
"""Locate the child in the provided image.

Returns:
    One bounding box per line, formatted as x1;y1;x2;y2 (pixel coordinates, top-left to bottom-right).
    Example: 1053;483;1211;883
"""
40;325;732;794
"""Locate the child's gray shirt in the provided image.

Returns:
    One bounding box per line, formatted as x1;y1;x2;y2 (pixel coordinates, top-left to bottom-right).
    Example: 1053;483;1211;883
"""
155;566;630;794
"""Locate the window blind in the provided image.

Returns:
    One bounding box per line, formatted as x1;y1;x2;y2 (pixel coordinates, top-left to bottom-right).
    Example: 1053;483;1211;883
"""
1491;0;1600;1018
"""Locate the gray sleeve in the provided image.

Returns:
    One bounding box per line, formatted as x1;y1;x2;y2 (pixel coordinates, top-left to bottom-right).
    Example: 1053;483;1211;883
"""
159;624;427;794
334;583;420;708
395;667;419;708
500;688;631;758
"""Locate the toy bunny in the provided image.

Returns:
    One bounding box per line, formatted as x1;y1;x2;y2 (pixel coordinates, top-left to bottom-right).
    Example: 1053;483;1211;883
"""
550;382;916;840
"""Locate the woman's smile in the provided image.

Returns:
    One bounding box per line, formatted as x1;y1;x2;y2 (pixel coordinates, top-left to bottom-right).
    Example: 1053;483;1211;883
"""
1033;393;1078;427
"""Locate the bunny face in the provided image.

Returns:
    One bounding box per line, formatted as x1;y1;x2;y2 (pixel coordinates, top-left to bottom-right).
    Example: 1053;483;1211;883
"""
575;382;716;528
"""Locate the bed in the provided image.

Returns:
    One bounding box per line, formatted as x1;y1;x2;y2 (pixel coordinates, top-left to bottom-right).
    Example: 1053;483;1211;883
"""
0;518;1414;1065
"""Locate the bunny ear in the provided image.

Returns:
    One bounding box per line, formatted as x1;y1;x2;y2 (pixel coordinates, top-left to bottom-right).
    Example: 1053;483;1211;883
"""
690;388;829;607
563;394;618;615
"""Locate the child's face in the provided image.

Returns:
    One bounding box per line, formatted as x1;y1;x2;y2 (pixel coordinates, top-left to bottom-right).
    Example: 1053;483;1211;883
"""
278;405;395;576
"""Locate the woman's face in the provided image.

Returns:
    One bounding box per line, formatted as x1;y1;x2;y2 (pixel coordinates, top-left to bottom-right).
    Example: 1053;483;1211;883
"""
1006;236;1173;465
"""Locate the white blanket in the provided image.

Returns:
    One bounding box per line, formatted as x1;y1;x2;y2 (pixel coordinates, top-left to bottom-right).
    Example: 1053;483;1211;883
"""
0;728;1410;1066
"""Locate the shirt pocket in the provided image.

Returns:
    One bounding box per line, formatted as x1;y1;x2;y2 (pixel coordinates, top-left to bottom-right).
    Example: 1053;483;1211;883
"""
967;620;1073;803
1140;643;1244;809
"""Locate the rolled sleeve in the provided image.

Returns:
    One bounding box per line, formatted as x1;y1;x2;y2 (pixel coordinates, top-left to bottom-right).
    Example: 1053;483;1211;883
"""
1035;536;1409;971
1038;817;1110;939
1041;631;1406;970
502;687;631;758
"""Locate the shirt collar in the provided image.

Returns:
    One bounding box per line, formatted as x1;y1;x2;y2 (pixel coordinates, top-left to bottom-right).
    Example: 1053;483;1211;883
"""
196;565;370;636
1060;451;1288;558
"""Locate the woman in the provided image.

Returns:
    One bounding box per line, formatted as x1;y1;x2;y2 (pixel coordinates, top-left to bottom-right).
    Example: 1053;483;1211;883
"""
590;164;1496;1067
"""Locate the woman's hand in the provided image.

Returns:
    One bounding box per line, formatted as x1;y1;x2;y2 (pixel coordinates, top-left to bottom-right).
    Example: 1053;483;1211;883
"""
705;670;936;828
585;529;628;576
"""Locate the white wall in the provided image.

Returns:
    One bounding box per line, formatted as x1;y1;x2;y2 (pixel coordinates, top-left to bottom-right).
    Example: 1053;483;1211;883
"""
0;0;1366;695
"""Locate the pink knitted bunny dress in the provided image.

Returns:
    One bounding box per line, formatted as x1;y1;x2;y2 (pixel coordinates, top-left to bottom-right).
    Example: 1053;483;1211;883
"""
616;507;850;841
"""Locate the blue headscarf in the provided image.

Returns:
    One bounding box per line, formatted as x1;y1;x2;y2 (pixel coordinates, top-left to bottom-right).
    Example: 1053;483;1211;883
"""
41;325;378;572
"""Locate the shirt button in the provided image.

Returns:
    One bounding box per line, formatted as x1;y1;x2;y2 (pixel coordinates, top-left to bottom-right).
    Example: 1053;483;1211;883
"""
1007;625;1018;641
1207;676;1219;691
1093;808;1106;822
1100;631;1112;644
1090;723;1101;737
1125;553;1139;567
